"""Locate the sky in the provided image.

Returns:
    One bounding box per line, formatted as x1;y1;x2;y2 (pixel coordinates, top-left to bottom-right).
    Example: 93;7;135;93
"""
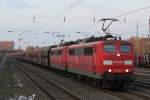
0;0;150;49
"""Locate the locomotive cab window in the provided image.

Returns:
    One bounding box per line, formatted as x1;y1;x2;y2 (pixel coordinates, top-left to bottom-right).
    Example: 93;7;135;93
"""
69;49;75;55
84;47;93;55
104;44;115;53
75;48;83;56
58;50;62;55
50;51;54;55
121;44;131;53
54;51;57;55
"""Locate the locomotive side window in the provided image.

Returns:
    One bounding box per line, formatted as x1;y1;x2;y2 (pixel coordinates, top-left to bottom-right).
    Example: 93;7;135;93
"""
54;51;58;55
58;50;62;55
78;48;84;56
50;51;54;55
69;49;75;55
84;47;93;55
75;48;83;56
104;44;115;53
53;50;62;55
121;44;131;53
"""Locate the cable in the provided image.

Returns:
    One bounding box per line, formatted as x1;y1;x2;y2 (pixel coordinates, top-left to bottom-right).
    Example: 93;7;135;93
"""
67;5;150;33
33;0;83;31
33;0;112;32
114;5;150;18
82;0;112;8
67;22;99;32
31;2;150;37
112;22;148;32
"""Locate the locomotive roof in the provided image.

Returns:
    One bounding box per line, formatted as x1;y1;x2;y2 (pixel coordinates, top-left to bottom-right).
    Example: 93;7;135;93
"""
103;40;131;44
60;35;121;46
51;45;67;50
24;35;131;52
67;40;131;48
49;39;131;50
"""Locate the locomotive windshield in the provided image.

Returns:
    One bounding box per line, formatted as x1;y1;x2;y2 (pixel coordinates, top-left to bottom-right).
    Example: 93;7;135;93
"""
104;44;115;53
121;44;131;53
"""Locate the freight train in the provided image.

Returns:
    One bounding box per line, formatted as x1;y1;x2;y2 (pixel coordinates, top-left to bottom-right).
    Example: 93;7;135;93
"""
12;35;135;88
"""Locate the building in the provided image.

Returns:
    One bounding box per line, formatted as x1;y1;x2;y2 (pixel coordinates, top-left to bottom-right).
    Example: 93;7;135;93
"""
129;37;150;64
129;37;150;54
0;41;15;50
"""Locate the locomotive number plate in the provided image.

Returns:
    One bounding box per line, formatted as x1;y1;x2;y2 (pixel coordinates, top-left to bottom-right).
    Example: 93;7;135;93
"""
114;69;121;72
113;61;124;65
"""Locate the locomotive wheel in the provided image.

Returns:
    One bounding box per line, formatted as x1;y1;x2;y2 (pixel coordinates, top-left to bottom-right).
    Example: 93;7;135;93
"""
117;81;124;89
79;75;86;82
101;79;113;89
109;80;125;89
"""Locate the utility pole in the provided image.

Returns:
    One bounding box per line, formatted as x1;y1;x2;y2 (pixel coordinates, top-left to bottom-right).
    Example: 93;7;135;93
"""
19;31;30;51
136;23;139;38
36;33;38;46
148;18;150;38
136;22;139;67
18;33;21;51
148;18;150;63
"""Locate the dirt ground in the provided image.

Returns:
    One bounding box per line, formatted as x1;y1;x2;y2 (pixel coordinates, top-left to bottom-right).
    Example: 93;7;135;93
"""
0;54;49;100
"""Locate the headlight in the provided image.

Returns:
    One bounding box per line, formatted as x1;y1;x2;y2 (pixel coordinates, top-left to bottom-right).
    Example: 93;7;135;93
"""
125;69;129;72
124;60;132;65
103;60;112;65
108;69;112;72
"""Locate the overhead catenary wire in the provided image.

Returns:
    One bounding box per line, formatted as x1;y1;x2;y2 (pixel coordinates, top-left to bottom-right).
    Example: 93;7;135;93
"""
82;0;112;9
32;0;83;31
114;5;150;18
112;22;148;32
66;21;99;32
32;0;113;33
20;1;150;48
67;5;150;33
29;2;150;40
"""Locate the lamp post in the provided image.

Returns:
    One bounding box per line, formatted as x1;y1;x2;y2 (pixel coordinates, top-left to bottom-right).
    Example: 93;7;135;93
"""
148;18;150;38
18;33;21;51
8;30;30;51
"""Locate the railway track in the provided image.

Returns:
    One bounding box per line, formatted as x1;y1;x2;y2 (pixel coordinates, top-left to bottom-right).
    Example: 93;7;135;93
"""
15;60;121;100
135;72;150;78
134;68;150;89
15;59;150;100
101;84;150;100
15;62;81;100
102;89;150;100
126;89;150;100
136;68;150;75
133;81;150;89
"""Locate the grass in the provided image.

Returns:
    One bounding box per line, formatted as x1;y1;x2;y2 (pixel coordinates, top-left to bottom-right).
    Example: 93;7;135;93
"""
0;54;4;63
0;55;34;99
0;63;18;97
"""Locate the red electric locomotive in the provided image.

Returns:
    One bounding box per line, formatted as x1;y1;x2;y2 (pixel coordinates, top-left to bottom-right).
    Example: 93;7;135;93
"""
50;46;68;70
67;39;134;79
